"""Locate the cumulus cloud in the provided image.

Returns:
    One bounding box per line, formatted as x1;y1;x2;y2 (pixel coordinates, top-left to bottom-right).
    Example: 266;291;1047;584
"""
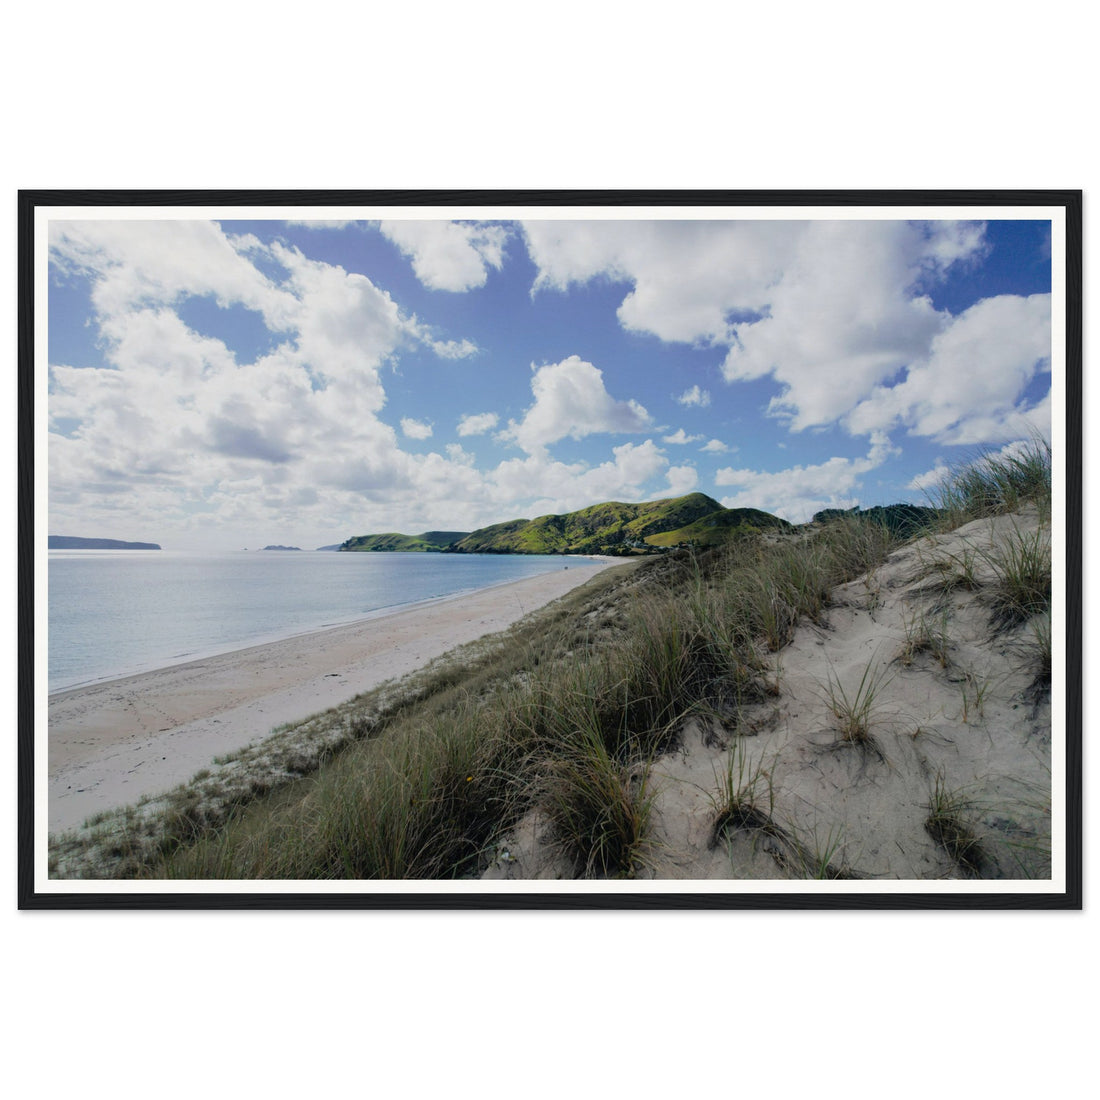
521;219;1035;441
662;429;703;445
523;220;795;343
502;355;652;456
400;418;433;440
676;385;711;407
908;463;951;493
846;293;1052;444
46;221;492;548
714;434;899;523
457;412;500;436
50;220;294;325
700;439;732;454
379;220;510;291
664;465;699;496
489;439;668;515
47;221;683;549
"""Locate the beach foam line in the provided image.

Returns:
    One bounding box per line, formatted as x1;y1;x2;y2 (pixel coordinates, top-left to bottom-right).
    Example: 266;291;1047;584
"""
45;559;621;834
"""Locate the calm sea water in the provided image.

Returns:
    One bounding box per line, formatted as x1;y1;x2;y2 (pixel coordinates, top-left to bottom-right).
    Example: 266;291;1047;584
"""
48;550;596;693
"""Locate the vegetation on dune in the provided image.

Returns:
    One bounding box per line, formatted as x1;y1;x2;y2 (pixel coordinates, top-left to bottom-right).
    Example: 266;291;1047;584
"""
50;442;1054;882
928;436;1052;526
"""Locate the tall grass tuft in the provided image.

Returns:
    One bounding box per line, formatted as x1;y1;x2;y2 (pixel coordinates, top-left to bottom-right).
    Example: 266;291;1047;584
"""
821;659;893;747
930;436;1051;525
925;773;986;876
538;707;655;879
709;740;774;845
979;524;1052;629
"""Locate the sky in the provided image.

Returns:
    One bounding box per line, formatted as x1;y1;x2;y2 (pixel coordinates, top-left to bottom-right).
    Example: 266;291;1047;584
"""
45;210;1054;552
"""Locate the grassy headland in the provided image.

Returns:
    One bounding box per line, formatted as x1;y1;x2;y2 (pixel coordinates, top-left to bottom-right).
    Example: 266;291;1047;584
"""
340;492;792;556
340;531;470;552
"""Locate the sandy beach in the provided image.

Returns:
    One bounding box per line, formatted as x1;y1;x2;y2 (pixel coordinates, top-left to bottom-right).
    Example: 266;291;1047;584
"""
47;559;619;834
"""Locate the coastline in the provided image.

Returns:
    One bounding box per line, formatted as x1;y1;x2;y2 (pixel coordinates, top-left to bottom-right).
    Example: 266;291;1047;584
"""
47;558;620;834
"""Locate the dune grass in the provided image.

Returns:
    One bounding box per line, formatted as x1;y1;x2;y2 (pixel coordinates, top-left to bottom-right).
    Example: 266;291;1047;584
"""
930;436;1051;525
979;524;1052;629
820;658;894;747
897;607;952;669
709;740;774;844
925;773;987;876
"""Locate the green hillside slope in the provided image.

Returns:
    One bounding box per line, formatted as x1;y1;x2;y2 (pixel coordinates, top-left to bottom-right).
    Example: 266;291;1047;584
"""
452;493;732;555
339;494;792;556
341;531;470;552
643;506;793;547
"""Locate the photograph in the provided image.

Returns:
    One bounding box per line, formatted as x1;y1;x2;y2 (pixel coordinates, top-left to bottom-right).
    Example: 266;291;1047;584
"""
19;191;1081;908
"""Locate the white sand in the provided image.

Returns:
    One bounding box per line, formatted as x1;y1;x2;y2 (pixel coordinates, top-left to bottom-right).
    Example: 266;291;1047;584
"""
47;560;618;834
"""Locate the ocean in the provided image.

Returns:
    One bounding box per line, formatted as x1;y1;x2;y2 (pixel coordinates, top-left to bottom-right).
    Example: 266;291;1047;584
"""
47;549;598;693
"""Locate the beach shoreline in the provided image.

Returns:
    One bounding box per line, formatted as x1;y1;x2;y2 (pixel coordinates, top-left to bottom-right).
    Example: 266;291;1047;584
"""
47;559;621;834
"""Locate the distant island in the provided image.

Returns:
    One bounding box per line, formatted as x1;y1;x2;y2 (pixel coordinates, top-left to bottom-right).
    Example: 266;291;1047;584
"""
260;545;302;551
49;535;161;550
340;494;792;557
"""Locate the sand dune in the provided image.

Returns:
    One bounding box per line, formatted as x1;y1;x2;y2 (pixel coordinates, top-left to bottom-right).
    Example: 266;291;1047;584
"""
483;508;1054;881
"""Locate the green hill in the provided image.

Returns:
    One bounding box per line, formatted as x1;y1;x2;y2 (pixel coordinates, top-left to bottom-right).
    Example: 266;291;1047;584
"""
340;530;470;552
643;506;793;548
451;493;760;555
339;494;791;557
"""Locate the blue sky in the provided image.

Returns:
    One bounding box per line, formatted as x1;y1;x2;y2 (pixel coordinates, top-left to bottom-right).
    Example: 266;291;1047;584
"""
46;211;1053;551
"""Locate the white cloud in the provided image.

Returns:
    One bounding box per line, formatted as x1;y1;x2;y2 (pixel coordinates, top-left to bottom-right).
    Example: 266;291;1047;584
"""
664;465;699;496
46;221;491;549
428;337;478;360
445;443;475;465
714;435;898;523
50;220;295;326
846;293;1052;444
524;219;796;344
908;463;951;493
489;440;668;515
700;439;732;454
379;220;510;292
46;221;683;550
522;219;1010;437
662;428;703;445
502;355;652;456
400;418;433;440
676;385;711;407
457;412;500;436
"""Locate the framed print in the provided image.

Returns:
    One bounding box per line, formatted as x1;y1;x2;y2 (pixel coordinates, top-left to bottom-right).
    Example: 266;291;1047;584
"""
18;189;1081;909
